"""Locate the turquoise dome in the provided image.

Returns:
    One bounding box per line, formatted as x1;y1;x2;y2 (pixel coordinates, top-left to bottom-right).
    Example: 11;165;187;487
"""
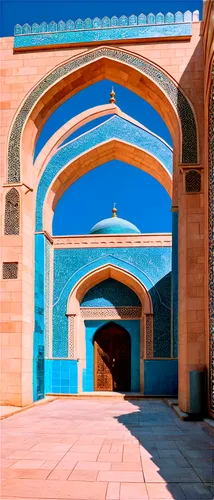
90;207;140;235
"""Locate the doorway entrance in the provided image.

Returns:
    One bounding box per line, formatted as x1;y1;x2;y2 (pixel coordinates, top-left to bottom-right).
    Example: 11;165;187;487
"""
94;323;131;392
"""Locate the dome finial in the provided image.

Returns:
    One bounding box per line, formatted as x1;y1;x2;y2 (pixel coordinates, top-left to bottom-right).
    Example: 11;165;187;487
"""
112;202;117;218
109;86;116;104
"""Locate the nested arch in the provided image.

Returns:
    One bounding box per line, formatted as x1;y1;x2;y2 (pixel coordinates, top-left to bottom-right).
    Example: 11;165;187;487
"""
43;139;172;234
7;45;198;184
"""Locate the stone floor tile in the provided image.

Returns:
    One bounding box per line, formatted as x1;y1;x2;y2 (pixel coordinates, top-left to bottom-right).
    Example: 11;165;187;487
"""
146;482;186;499
68;469;98;481
179;483;213;499
39;461;60;470
106;482;120;500
11;460;46;469
75;461;111;470
46;469;71;480
111;462;142;471
205;483;214;495
194;467;214;482
1;478;108;499
144;467;201;483
53;460;77;470
62;452;99;462
179;449;213;459
98;453;122;462
70;444;101;453
120;482;148;499
97;471;144;482
23;451;67;461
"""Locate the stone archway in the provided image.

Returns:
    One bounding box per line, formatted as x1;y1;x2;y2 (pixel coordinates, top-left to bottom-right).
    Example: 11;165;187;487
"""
7;46;198;186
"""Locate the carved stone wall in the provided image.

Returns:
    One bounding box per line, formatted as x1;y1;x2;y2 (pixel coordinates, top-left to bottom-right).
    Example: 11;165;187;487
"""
209;75;214;411
4;188;20;235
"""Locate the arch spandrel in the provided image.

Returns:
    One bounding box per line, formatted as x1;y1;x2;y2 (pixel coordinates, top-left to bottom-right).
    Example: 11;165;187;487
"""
36;116;172;233
7;46;198;184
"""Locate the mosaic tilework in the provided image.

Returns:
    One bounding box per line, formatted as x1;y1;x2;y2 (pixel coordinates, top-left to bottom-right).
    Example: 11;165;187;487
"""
45;359;78;394
14;23;192;50
36;116;172;231
44;237;51;358
2;262;18;279
8;47;197;183
172;210;178;358
14;11;198;35
80;307;142;319
33;234;45;400
145;314;153;358
4;188;19;235
68;315;76;359
52;247;171;358
209;74;214;411
149;272;171;358
82;320;140;392
80;278;141;307
144;359;178;395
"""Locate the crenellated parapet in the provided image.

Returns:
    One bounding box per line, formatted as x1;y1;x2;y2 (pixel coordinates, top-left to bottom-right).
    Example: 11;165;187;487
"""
13;10;200;50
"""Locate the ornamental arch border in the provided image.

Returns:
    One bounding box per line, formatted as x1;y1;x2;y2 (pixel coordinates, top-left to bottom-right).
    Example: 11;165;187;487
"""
7;45;198;184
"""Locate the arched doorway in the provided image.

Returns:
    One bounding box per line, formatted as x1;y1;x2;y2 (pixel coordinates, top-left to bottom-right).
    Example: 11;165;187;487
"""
94;322;131;392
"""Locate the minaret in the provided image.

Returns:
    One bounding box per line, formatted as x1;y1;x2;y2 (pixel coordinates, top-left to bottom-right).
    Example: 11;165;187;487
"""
112;203;117;218
109;86;116;104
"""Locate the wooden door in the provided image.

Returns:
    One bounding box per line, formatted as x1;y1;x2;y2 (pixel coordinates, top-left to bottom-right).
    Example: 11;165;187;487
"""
94;323;131;392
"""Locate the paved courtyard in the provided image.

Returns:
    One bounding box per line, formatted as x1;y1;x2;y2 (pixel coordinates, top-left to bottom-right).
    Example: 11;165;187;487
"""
1;399;213;499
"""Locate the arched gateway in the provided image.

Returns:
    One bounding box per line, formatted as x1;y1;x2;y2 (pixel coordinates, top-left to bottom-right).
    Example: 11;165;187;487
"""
1;3;213;418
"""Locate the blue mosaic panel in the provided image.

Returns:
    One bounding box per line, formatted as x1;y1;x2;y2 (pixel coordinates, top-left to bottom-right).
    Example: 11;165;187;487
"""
45;359;78;394
184;10;192;22
44;238;51;358
84;18;92;29
14;24;22;35
150;272;171;358
32;23;39;33
58;21;66;31
81;279;141;307
22;23;31;34
49;21;57;32
111;16;118;27
144;360;178;395
14;22;192;50
147;13;155;25
156;13;164;24
36;116;172;231
172;211;178;358
82;320;140;392
209;76;214;411
102;17;110;28
66;20;75;31
138;14;146;25
33;234;45;401
129;15;137;26
175;11;183;23
165;13;174;24
52;247;171;358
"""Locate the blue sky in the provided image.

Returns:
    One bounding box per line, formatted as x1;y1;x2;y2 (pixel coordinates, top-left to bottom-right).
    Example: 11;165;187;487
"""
2;1;202;235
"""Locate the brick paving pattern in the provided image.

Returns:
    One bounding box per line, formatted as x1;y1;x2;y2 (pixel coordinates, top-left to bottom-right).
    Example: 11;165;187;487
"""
1;399;213;499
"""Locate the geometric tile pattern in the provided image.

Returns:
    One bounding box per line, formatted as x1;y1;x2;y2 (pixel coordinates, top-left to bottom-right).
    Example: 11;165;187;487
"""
185;169;201;192
2;262;18;279
68;315;76;359
80;307;142;319
209;74;214;411
149;272;171;358
145;314;153;358
4;188;20;235
14;22;192;50
8;47;197;183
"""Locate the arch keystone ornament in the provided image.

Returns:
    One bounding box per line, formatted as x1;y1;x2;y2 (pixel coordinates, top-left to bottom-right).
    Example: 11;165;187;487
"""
7;46;198;183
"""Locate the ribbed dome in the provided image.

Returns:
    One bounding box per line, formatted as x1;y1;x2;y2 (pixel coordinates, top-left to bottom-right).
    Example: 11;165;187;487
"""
89;206;140;235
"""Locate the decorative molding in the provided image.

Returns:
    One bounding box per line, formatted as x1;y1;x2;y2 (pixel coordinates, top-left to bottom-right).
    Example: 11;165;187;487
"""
8;47;198;184
209;74;214;411
14;22;192;51
145;313;153;358
14;11;199;35
80;306;142;319
53;234;172;248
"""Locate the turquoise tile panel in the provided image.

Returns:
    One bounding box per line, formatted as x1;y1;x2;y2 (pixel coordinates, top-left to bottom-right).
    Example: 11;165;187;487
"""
81;278;141;307
144;359;178;395
44;359;78;394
